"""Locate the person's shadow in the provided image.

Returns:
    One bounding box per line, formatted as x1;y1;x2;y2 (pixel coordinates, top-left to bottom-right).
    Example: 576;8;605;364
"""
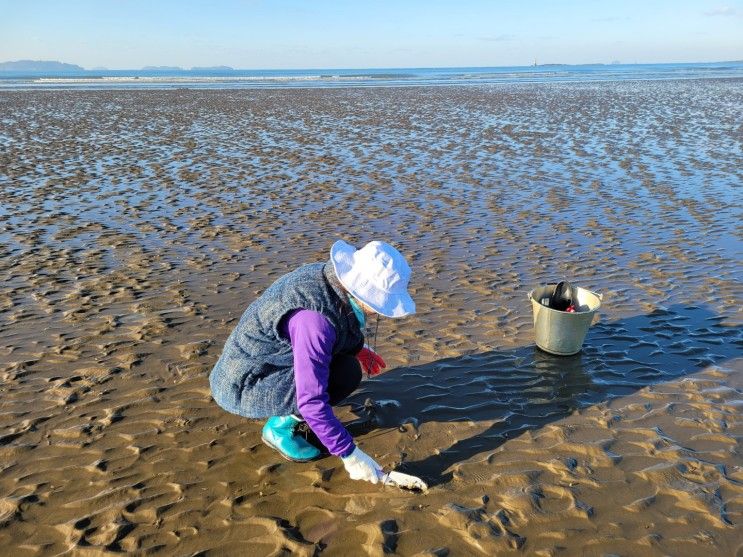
346;304;741;486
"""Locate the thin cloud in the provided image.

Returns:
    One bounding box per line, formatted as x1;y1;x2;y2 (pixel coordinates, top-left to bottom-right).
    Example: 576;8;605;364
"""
477;34;516;42
703;6;736;16
592;16;629;22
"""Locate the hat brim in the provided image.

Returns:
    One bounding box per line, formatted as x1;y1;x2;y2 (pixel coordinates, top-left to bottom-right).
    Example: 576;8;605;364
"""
330;240;416;318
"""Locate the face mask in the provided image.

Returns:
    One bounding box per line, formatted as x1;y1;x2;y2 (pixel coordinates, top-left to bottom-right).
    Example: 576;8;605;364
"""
348;296;367;328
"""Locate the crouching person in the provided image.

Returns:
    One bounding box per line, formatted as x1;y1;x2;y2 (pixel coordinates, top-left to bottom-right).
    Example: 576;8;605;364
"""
209;240;415;484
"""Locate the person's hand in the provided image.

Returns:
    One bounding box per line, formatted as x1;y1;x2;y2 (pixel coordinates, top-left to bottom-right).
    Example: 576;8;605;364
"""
342;446;383;483
357;345;386;376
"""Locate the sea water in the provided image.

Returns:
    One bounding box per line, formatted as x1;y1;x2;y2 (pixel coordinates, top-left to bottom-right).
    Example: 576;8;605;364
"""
1;61;742;90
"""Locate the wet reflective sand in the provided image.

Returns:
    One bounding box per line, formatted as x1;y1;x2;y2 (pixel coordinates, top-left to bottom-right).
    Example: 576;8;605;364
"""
0;80;741;555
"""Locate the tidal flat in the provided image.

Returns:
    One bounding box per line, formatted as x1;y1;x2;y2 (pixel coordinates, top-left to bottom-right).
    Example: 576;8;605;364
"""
0;80;741;555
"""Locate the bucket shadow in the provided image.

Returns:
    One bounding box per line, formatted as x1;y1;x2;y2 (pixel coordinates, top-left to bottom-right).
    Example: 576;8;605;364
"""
346;304;741;486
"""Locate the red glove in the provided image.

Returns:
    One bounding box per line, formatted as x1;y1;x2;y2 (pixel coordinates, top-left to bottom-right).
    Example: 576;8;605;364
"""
357;345;386;376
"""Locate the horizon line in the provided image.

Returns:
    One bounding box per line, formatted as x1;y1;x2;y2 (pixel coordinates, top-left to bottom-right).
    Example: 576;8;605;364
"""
1;58;742;72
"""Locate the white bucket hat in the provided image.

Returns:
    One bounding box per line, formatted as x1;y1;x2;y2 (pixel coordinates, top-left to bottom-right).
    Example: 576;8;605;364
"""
330;240;416;318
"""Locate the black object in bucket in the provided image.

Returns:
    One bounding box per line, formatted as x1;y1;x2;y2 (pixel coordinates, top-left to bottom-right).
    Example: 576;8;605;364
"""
548;281;578;311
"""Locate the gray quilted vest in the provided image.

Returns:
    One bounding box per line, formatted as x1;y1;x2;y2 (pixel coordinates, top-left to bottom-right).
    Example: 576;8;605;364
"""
209;260;364;417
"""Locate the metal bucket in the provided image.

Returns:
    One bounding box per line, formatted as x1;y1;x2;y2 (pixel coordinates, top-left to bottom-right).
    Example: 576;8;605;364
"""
528;284;602;356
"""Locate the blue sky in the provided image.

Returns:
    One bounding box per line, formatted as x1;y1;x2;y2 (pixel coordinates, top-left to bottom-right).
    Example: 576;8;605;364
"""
1;0;741;69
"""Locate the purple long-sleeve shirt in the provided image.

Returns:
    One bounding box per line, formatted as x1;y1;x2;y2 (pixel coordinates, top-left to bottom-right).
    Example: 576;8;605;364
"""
280;309;356;457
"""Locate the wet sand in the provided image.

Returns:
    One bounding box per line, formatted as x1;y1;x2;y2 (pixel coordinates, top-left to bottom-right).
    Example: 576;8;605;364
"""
0;80;742;555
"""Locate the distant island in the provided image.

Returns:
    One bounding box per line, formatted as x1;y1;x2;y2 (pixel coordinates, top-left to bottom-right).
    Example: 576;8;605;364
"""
191;65;234;71
0;60;84;72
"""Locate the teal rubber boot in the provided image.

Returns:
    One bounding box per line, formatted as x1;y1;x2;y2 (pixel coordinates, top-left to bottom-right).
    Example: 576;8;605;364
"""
261;415;321;462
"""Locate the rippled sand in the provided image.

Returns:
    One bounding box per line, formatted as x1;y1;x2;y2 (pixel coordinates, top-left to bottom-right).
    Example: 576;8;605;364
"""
0;80;741;555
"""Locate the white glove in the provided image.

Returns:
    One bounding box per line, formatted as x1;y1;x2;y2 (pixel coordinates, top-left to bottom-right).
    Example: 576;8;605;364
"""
342;446;383;484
